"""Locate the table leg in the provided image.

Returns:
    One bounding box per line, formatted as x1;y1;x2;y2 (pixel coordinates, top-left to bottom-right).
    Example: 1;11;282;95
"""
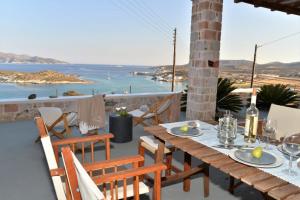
183;152;191;192
204;163;209;197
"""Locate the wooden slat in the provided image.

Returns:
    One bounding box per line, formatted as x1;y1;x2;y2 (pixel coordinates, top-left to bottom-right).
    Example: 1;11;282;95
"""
220;162;246;174
167;137;190;146
230;167;260;179
241;171;273;186
201;153;227;164
188;147;219;158
268;184;300;200
210;157;236;168
176;140;205;151
254;177;288;193
285;193;300;200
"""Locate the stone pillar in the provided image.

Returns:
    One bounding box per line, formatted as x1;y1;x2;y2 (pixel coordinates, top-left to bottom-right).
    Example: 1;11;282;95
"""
186;0;223;121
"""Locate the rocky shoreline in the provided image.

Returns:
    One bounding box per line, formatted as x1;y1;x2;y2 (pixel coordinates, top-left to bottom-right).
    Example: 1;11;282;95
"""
0;70;91;84
132;64;188;82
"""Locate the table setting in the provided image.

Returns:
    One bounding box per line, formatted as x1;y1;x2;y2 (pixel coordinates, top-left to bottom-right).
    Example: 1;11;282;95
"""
159;113;300;187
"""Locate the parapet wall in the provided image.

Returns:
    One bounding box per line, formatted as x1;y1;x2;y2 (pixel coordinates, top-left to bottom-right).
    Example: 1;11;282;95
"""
0;92;182;122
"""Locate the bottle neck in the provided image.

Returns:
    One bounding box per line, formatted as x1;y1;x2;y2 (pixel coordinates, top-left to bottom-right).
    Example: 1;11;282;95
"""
250;95;257;105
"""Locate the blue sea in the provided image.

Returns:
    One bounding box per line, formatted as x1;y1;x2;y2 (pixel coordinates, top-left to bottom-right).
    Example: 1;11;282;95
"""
0;64;186;99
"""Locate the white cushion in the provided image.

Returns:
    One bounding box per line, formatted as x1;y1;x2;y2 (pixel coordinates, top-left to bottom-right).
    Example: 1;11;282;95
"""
67;112;78;126
41;136;67;200
39;107;77;128
105;182;149;199
140;136;172;154
268;104;300;140
71;152;105;200
157;100;171;114
128;109;154;119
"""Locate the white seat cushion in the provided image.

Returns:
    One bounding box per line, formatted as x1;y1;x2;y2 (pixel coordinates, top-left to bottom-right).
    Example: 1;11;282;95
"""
268;104;300;140
140;136;173;154
71;152;105;200
128;109;154;119
105;182;149;199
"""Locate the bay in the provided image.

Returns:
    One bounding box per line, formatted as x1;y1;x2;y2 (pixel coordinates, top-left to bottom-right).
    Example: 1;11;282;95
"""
0;64;186;99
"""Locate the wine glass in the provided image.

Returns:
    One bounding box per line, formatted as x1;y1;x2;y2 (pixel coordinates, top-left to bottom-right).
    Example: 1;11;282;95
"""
282;133;300;176
262;119;277;150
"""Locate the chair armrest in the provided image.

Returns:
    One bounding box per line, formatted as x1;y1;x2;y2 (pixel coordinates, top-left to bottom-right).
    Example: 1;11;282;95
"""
52;133;113;146
83;155;144;172
49;155;144;177
94;163;167;184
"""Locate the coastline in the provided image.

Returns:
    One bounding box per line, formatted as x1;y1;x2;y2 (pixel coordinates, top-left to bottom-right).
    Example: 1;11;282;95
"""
0;69;91;85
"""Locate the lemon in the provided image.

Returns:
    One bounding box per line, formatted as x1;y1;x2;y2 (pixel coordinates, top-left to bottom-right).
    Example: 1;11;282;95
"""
180;125;189;133
251;147;263;159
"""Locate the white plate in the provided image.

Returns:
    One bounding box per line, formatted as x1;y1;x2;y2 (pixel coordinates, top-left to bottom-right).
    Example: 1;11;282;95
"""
229;148;283;168
167;128;203;138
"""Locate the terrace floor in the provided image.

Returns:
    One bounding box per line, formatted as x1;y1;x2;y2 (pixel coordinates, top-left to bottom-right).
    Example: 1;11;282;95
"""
0;118;263;200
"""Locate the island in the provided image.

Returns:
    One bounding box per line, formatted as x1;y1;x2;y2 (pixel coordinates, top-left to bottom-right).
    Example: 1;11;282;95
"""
0;70;91;84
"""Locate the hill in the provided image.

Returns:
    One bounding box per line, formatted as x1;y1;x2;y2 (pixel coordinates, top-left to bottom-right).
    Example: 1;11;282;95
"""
0;52;68;64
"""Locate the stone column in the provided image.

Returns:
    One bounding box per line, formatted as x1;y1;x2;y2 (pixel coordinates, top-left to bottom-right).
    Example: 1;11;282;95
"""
186;0;223;121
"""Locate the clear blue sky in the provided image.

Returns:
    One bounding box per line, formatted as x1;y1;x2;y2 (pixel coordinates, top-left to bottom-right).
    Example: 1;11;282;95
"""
0;0;299;65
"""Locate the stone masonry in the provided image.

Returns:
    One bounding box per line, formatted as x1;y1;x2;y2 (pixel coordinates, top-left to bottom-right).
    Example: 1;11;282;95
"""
0;92;181;123
186;0;223;121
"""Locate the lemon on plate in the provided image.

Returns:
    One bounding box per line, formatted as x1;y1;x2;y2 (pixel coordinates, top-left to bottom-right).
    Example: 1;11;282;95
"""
251;146;263;159
180;125;189;133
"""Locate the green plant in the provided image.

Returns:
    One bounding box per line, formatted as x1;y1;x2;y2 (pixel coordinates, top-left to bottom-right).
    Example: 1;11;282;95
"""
256;84;299;109
180;86;188;111
216;78;243;114
180;78;243;114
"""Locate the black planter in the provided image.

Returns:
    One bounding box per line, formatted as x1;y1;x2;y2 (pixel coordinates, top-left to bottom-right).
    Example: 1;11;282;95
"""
109;113;133;143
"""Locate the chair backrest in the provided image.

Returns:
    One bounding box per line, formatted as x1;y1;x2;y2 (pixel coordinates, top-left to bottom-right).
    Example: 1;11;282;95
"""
61;147;105;200
152;95;173;114
268;104;300;140
38;107;64;127
35;117;67;200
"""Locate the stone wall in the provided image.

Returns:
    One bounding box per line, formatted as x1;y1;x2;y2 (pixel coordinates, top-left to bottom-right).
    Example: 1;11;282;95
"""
186;0;223;121
0;92;182;122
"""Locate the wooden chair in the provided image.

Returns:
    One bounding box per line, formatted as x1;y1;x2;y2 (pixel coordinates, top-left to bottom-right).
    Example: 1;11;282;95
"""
36;117;113;200
36;117;166;200
35;107;78;142
61;146;166;200
128;95;174;127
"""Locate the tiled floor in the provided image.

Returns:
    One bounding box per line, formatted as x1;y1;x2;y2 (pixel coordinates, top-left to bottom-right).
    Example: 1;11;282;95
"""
0;120;263;200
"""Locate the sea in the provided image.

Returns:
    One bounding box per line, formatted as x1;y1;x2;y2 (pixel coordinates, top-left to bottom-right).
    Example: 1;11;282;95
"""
0;64;186;99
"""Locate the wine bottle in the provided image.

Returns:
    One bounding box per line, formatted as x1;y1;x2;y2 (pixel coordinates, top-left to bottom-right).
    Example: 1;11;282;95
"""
244;88;259;143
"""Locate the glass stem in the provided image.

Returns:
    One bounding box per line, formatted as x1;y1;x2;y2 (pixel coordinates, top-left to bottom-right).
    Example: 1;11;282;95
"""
289;155;293;174
266;136;269;149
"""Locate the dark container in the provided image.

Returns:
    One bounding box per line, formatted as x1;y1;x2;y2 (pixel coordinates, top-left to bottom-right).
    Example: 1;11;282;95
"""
109;113;133;143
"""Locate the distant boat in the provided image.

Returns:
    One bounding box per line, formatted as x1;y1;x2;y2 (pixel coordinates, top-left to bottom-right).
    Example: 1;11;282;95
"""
106;72;111;80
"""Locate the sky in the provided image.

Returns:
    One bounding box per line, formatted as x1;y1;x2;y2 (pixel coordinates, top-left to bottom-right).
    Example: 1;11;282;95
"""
0;0;299;65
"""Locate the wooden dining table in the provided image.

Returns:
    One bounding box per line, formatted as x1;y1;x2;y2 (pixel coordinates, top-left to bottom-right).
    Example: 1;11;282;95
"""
144;124;300;200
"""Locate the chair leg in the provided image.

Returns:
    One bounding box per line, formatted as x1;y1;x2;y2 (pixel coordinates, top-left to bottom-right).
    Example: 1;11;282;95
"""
165;153;172;176
34;136;41;143
229;176;235;194
138;141;145;182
